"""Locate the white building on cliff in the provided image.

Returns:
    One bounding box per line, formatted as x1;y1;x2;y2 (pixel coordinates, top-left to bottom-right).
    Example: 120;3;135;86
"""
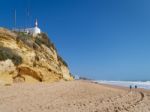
14;19;41;36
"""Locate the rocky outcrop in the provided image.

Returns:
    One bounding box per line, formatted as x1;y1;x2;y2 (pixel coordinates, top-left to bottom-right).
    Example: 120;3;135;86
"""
0;28;74;84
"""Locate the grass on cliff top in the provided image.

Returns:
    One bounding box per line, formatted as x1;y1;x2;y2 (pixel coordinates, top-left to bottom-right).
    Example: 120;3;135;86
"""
58;55;68;67
0;47;22;66
15;32;57;51
35;33;57;50
16;32;34;48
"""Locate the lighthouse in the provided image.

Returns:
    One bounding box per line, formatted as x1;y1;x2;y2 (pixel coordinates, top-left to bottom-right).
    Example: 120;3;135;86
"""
32;19;41;36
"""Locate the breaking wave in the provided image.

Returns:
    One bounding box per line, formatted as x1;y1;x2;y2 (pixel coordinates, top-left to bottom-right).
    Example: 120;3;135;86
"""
94;80;150;90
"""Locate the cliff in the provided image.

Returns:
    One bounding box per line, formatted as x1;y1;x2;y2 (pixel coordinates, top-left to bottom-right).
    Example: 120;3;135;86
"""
0;28;74;84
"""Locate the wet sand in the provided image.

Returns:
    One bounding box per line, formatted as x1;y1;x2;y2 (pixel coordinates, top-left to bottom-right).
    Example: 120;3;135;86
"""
0;80;149;112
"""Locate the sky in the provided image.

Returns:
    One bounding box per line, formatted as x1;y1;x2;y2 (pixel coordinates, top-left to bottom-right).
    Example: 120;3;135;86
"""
0;0;150;80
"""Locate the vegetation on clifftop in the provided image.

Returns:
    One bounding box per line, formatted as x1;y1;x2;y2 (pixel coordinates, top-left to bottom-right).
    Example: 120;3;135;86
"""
35;33;56;50
15;32;57;51
58;55;68;67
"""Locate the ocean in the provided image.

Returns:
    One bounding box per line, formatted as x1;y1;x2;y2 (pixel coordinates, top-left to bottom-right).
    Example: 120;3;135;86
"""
94;80;150;90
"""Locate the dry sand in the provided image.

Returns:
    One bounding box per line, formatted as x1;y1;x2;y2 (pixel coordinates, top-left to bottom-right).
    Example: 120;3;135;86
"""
0;80;149;112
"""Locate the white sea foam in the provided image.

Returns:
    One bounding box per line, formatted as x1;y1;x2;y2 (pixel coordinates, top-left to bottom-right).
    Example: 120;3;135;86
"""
94;80;150;90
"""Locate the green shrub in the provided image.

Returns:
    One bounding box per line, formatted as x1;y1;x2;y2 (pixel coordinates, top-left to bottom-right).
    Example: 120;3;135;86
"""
35;37;42;46
0;47;22;66
35;33;51;47
35;33;57;50
58;55;68;67
16;32;34;48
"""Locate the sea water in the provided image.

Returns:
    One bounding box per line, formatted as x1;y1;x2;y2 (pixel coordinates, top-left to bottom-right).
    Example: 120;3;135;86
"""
95;80;150;90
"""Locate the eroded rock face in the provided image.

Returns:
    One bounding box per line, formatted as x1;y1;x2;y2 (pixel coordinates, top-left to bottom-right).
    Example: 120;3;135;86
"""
0;28;74;84
0;59;16;72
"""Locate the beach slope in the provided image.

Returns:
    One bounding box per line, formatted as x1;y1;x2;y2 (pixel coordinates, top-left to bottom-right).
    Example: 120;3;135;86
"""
0;80;149;112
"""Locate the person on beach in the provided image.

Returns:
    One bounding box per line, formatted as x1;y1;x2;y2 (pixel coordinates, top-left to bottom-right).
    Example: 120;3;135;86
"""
135;85;137;89
129;85;132;90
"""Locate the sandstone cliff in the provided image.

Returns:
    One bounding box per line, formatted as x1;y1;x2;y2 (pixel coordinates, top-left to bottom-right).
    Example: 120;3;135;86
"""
0;28;74;84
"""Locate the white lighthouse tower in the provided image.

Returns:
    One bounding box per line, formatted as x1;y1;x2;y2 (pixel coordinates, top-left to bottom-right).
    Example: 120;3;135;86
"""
32;19;41;36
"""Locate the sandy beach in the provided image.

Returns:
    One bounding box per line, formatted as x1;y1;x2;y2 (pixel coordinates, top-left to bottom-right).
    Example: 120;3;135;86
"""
0;80;149;112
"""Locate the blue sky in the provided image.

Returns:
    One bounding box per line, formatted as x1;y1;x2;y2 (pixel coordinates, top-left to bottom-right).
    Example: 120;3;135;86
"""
0;0;150;80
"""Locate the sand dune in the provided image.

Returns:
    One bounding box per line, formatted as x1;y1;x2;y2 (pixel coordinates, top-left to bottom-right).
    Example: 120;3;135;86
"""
0;80;149;112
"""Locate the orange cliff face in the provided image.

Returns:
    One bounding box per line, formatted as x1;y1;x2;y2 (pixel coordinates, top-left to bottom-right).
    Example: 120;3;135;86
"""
0;28;74;84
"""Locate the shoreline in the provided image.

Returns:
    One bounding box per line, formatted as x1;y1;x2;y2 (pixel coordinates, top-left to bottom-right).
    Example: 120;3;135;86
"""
90;80;150;92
